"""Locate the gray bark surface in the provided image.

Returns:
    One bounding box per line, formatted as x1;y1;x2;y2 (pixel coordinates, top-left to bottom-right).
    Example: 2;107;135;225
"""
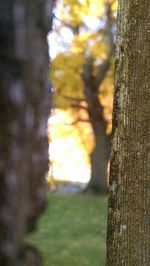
106;1;150;265
0;0;53;265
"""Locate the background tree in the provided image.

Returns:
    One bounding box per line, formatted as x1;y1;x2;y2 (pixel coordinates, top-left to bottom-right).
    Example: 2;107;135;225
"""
106;1;150;264
50;0;117;193
0;0;53;265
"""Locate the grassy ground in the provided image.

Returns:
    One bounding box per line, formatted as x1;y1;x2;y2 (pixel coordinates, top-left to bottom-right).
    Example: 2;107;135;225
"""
27;193;108;266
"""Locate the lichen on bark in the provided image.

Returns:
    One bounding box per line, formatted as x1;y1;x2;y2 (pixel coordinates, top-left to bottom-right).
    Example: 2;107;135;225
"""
106;1;150;265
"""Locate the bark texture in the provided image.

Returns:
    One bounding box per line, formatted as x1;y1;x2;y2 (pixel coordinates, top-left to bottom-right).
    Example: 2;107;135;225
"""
0;0;53;265
106;1;150;265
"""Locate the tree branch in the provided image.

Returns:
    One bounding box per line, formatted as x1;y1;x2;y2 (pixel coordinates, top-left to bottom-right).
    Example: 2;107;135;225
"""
65;118;90;126
95;2;115;87
63;95;86;102
95;59;110;87
70;103;88;110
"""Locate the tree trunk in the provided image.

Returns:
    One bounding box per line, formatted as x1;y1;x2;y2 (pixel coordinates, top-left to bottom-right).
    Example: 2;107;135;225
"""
82;66;110;193
0;0;53;265
82;1;114;193
89;125;110;193
106;1;150;265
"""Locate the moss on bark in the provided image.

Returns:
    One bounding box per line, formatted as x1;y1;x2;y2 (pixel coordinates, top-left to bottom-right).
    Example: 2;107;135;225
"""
106;1;150;265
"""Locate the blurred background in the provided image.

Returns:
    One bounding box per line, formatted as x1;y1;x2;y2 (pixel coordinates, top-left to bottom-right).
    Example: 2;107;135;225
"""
28;0;117;265
47;0;117;193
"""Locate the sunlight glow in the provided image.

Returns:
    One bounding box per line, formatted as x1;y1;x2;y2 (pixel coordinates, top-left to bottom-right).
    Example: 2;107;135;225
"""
82;15;101;31
48;110;91;184
48;27;74;59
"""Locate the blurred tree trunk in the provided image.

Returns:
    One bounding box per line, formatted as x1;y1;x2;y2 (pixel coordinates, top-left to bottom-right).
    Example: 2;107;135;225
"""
82;2;114;194
106;1;150;265
90;124;110;193
0;0;53;265
82;69;110;193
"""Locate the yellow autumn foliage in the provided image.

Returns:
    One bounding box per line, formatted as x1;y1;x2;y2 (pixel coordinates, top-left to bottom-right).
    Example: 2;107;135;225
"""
57;0;117;26
51;53;85;108
50;0;118;158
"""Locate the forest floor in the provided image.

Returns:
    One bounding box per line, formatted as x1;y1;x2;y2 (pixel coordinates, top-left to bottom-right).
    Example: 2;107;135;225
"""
27;192;108;266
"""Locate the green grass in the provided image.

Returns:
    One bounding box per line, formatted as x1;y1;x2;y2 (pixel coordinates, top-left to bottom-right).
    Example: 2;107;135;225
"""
27;193;108;266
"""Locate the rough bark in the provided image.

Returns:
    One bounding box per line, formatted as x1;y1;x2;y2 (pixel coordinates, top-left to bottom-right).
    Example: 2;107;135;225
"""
0;0;53;265
106;1;150;265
